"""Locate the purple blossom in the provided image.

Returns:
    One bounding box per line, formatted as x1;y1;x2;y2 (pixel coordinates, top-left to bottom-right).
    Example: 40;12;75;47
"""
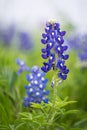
19;32;33;51
16;58;30;74
68;34;87;61
0;24;15;45
23;66;49;106
41;21;69;80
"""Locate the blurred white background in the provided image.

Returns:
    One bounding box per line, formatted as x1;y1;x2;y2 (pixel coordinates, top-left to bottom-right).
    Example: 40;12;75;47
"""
0;0;87;32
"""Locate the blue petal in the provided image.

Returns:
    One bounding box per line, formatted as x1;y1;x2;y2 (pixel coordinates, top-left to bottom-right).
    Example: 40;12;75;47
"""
41;39;47;44
41;48;47;53
43;62;52;71
50;30;56;39
15;58;20;65
25;85;30;89
23;97;29;107
62;45;68;51
35;91;41;98
43;98;49;103
55;36;64;44
60;31;66;36
26;74;34;81
31;66;39;73
39;84;45;90
62;54;69;60
62;65;66;70
55;45;63;54
46;40;54;49
46;22;52;28
49;53;55;63
56;60;65;69
63;69;69;74
41;66;48;72
27;88;34;95
43;90;49;95
54;23;60;30
58;72;67;80
42;53;49;59
41;78;48;83
42;33;47;38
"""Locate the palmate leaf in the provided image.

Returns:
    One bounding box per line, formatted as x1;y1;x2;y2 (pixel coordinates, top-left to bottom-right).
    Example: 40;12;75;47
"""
19;111;54;129
53;96;77;109
31;98;77;113
31;102;52;113
18;112;42;129
18;97;78;129
55;100;77;109
19;112;44;122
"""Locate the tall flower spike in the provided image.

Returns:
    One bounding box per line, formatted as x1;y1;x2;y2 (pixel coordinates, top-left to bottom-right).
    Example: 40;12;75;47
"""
41;21;69;81
23;66;49;107
16;58;30;74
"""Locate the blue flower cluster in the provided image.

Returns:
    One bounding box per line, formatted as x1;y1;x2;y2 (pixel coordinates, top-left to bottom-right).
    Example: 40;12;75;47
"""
23;66;49;106
41;21;69;80
68;34;87;61
16;58;30;74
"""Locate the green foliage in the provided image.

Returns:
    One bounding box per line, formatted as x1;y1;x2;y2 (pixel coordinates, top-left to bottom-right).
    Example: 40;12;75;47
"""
0;42;87;130
15;98;77;130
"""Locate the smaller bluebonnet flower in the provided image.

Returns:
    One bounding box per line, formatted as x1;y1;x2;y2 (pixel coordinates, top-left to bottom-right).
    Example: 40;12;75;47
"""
16;58;30;74
41;21;69;81
19;32;33;51
23;66;49;107
68;34;87;61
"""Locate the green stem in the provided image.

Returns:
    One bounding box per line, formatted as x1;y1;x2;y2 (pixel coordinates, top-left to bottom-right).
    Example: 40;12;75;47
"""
45;73;58;129
46;70;63;129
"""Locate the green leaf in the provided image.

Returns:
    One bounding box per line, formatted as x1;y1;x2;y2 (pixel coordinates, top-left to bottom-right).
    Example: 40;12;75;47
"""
65;110;79;115
31;103;42;109
55;100;77;109
9;125;14;130
74;118;87;127
19;112;32;120
15;122;26;130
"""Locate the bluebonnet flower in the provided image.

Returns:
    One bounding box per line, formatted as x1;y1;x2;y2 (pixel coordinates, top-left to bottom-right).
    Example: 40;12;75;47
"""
1;24;15;46
68;34;87;61
16;58;30;74
23;66;49;106
41;21;69;80
19;32;33;51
